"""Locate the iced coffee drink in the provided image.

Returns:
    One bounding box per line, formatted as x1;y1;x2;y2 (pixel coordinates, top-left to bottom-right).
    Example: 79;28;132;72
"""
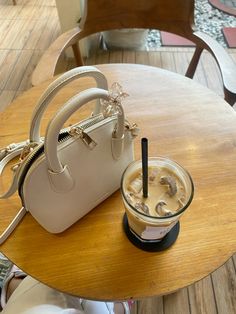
121;157;194;241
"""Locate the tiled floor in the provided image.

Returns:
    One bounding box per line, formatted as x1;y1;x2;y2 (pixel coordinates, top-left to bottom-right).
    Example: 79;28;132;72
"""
159;0;236;47
211;0;236;48
160;32;195;47
209;0;236;16
209;0;236;48
223;27;236;47
219;0;236;8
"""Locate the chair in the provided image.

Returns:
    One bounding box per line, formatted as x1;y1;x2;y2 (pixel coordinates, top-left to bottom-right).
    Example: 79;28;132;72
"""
31;0;236;106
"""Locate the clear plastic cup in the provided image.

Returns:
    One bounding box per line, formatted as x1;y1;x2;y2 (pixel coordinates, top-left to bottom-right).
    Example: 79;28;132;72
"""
121;157;194;242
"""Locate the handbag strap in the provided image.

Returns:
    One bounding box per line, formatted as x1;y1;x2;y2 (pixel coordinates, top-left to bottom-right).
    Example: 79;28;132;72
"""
0;142;27;199
29;66;108;144
0;207;27;245
44;88;125;192
0;145;28;245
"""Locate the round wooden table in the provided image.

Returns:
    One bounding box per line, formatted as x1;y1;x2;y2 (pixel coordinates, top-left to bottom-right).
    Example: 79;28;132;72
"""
0;64;236;301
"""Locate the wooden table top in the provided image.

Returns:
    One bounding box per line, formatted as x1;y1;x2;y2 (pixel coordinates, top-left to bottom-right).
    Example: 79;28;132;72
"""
0;64;236;301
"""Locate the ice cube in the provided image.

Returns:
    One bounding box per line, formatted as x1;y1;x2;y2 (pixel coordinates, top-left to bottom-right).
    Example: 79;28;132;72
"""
149;168;159;184
178;195;186;209
160;176;177;196
129;177;143;194
135;202;150;215
155;201;173;217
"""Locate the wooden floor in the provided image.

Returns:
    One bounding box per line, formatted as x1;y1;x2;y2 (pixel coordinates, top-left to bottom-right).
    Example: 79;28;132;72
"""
0;1;235;313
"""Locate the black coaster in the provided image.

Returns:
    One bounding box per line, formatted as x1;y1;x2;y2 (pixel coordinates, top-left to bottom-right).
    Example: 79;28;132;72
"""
123;213;180;252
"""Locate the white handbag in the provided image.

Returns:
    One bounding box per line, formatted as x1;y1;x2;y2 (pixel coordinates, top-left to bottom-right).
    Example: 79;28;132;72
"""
0;66;138;242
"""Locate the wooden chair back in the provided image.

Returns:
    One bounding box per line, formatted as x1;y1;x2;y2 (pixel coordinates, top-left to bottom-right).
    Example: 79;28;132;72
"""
31;0;236;105
80;0;195;40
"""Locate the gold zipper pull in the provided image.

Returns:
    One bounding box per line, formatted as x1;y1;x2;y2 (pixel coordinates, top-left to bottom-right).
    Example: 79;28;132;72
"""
69;127;97;150
10;142;38;172
19;142;38;161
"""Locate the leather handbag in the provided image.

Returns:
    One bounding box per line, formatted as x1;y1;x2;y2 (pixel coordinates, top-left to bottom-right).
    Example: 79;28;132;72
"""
0;66;138;243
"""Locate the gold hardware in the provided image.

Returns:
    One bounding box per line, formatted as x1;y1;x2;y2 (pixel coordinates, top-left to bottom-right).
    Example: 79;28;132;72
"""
9;142;38;172
19;143;38;161
125;122;140;138
11;162;21;172
69;127;97;150
0;143;18;159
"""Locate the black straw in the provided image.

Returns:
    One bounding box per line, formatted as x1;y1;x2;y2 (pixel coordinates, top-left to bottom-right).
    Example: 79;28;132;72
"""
141;138;148;198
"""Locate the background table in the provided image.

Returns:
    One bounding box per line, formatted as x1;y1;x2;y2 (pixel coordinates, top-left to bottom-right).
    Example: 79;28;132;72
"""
0;64;235;301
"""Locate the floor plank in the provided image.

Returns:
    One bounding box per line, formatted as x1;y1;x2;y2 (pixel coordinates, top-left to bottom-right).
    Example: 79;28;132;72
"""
0;19;14;42
0;50;21;90
94;50;110;65
163;288;190;314
18;50;43;91
33;9;61;51
122;50;136;63
138;296;164;314
109;50;124;63
147;51;162;68
160;51;176;72
172;51;188;75
0;6;21;19
211;258;236;314
0;90;16;111
199;51;224;98
4;50;34;90
233;254;236;269
24;18;50;50
135;51;150;65
187;51;209;88
188;276;217;314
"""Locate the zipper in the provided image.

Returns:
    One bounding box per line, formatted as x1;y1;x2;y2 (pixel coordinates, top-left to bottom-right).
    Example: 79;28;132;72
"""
21;114;105;169
17;113;112;196
68;126;97;150
58;113;104;146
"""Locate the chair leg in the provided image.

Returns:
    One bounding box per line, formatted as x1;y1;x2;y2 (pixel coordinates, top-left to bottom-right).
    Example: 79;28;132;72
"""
185;46;204;78
72;43;84;67
224;88;236;106
12;0;16;5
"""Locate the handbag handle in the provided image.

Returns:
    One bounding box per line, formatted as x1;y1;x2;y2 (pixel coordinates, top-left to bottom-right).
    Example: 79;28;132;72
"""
29;66;108;144
45;88;125;192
